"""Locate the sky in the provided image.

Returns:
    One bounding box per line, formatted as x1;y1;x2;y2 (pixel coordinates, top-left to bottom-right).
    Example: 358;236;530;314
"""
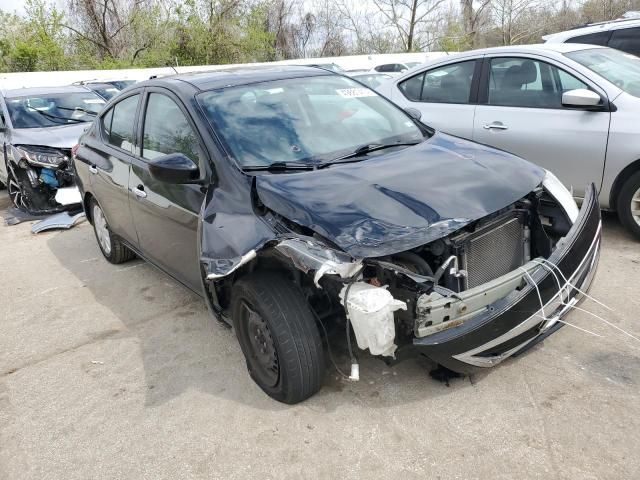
0;0;25;15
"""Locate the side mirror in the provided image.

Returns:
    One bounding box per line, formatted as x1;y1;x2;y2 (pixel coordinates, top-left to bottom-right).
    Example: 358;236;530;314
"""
148;152;200;184
404;107;422;121
562;89;602;108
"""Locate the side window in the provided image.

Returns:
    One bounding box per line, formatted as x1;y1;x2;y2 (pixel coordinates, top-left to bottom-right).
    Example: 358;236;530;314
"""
107;94;139;153
400;60;475;104
608;27;640;56
488;57;587;108
142;93;200;162
100;108;113;141
398;72;425;101
566;31;611;46
555;69;589;91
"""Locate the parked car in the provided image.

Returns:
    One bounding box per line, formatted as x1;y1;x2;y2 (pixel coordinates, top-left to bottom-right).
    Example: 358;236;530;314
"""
74;67;600;404
349;72;394;89
544;15;640;56
0;85;106;213
80;82;123;101
376;43;640;239
371;62;421;75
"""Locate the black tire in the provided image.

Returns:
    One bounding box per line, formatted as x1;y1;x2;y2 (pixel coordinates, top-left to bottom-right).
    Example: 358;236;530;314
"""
616;170;640;240
90;198;135;264
231;271;325;404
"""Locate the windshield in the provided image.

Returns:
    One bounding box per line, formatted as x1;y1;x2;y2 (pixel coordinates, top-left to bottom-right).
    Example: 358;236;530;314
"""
90;85;120;100
6;92;105;128
353;74;393;89
566;48;640;97
108;80;136;90
197;75;424;168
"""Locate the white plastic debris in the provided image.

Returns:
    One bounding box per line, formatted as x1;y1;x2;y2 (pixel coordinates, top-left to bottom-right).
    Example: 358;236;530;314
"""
54;186;82;206
340;283;407;357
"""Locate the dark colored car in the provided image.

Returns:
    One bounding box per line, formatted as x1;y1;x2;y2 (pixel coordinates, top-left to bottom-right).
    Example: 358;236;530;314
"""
73;67;601;404
0;86;106;213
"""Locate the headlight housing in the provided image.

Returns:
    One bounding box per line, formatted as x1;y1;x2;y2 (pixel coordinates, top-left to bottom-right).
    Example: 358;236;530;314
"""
15;145;68;168
543;170;579;223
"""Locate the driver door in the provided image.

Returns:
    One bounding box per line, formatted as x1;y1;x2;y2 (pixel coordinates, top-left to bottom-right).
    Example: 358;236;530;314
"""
128;89;207;293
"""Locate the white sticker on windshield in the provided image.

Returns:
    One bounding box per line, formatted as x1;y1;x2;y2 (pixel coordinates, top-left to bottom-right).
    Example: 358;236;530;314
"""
336;88;376;98
83;99;105;104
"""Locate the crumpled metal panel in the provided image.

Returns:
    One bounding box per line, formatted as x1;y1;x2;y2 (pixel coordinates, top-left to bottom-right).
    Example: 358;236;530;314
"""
254;133;545;258
199;169;276;279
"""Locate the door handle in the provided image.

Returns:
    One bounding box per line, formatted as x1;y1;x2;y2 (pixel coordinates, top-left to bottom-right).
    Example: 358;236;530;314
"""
483;122;508;130
88;165;97;174
133;185;147;198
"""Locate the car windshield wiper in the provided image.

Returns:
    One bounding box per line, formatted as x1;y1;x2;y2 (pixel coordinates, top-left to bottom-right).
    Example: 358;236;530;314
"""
241;161;318;172
318;141;420;168
28;108;85;124
56;106;98;116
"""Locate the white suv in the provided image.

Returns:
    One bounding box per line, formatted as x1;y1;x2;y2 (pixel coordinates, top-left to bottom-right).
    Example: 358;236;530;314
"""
544;15;640;56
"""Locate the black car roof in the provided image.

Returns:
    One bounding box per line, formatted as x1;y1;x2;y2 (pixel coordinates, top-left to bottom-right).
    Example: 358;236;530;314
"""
141;65;334;92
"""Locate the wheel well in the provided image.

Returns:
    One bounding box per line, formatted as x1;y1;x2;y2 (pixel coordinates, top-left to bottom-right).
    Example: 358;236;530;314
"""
83;192;95;224
610;159;640;210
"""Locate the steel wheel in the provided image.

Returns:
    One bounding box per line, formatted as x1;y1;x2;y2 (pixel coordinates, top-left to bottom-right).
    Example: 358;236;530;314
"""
7;165;28;211
92;203;112;255
632;186;640;227
239;302;279;388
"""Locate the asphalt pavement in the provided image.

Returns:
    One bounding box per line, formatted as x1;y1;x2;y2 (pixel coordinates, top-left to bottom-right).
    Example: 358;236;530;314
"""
1;189;639;480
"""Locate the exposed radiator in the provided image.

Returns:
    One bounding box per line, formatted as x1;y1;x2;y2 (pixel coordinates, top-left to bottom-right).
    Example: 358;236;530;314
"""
455;212;528;290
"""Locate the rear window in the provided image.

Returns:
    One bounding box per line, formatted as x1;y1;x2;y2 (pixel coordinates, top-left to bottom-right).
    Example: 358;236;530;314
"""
566;31;611;46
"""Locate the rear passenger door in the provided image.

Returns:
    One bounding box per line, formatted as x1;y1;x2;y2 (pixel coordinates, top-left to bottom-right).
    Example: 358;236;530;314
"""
128;89;206;293
473;56;610;198
394;59;480;138
86;92;141;245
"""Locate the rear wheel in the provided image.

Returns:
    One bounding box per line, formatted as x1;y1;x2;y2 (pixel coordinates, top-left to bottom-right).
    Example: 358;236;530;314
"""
90;198;135;264
231;272;325;404
616;170;640;240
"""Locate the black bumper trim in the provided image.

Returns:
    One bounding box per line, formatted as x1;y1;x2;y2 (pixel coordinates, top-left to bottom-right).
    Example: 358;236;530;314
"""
407;183;601;374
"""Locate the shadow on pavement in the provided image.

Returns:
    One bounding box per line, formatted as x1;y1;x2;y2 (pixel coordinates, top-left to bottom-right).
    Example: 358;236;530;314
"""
46;224;467;411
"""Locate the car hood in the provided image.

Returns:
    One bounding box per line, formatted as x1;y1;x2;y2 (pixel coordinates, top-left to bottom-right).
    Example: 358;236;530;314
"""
256;133;545;258
10;123;89;149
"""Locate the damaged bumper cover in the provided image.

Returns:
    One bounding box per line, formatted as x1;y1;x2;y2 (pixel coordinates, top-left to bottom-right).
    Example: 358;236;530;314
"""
408;184;601;373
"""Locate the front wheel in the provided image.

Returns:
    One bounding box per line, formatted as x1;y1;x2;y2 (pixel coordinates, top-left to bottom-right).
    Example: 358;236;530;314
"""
7;163;29;210
616;170;640;240
231;272;325;404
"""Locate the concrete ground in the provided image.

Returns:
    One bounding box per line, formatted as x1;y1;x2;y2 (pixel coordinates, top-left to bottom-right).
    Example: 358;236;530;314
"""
1;189;639;480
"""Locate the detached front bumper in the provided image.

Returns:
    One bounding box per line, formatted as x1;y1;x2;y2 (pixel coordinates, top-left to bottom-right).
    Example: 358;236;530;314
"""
410;183;601;374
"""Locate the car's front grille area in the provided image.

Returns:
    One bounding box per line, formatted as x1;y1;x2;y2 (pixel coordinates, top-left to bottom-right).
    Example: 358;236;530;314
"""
459;213;526;289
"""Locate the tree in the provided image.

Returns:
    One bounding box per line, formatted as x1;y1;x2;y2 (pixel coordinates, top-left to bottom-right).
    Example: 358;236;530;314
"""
372;0;446;51
460;0;491;47
491;0;543;45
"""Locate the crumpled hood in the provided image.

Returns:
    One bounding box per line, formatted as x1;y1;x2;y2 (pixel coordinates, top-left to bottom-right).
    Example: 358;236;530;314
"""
11;123;88;149
256;133;545;258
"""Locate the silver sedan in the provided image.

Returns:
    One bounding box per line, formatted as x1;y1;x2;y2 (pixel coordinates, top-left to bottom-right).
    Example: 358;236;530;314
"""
376;44;640;239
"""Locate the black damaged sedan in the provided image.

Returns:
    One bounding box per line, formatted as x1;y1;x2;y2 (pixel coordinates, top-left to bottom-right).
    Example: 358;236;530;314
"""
74;67;601;403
